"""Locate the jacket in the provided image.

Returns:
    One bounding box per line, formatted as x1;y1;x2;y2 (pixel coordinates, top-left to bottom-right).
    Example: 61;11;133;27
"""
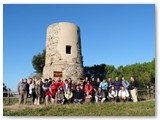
113;81;122;90
65;91;73;99
100;81;108;90
118;89;129;97
95;91;105;98
122;80;130;89
74;90;84;99
84;84;93;94
108;90;117;98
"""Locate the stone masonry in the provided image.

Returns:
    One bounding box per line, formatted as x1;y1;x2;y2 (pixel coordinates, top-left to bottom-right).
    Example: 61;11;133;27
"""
43;22;83;81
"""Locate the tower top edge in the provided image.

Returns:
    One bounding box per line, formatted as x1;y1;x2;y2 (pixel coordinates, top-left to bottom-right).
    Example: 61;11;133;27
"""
47;22;80;29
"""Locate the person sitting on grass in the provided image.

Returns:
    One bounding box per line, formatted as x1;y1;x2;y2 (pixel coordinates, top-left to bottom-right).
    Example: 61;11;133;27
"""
107;86;117;102
85;92;92;103
64;87;73;104
55;88;65;104
95;87;106;103
118;86;129;102
73;86;84;104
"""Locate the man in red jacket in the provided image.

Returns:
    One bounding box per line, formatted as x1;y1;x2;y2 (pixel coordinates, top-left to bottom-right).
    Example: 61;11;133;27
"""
55;77;64;91
50;80;57;96
45;87;56;105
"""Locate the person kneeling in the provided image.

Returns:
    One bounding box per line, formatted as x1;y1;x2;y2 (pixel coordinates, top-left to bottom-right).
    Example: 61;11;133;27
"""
118;86;129;102
73;86;84;104
45;88;56;105
85;92;92;103
55;88;65;104
107;86;118;102
95;87;106;103
64;87;73;104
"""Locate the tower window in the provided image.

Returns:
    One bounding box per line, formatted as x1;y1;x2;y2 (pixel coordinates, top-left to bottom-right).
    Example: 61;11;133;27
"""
66;45;71;54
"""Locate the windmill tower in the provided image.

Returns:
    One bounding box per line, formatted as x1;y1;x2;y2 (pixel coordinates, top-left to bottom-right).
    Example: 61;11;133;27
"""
43;22;83;81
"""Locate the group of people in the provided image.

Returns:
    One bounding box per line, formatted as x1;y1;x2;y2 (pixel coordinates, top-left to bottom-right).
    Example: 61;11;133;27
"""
17;76;138;105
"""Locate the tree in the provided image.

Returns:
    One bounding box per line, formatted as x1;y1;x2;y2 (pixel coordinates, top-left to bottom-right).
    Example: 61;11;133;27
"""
32;49;46;74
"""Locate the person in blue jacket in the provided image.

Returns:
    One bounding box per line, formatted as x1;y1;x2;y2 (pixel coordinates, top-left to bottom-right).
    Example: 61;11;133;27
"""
100;78;108;99
121;77;130;90
113;77;122;93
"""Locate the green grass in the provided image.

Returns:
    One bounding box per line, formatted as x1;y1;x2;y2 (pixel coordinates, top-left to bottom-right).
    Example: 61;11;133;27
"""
3;101;155;116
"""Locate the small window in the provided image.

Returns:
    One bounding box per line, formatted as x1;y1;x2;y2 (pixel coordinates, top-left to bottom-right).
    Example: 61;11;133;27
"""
66;45;71;54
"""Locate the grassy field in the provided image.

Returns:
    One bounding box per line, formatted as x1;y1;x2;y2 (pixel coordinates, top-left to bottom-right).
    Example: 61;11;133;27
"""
3;98;155;116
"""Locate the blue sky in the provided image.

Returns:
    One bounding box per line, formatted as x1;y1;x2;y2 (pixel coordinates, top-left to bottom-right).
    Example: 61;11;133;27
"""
3;4;155;91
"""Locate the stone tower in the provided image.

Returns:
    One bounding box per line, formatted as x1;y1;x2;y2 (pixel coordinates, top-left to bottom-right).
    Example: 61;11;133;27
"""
43;22;83;81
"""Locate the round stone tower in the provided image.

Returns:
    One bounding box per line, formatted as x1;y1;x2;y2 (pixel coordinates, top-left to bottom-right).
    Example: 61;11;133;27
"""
43;22;83;81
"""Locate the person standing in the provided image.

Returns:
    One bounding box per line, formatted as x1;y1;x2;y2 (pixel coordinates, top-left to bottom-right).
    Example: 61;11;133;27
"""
99;78;108;99
29;80;37;104
63;79;69;93
121;77;130;90
91;77;97;100
17;78;27;104
95;78;101;91
84;80;93;95
42;79;49;103
107;77;113;91
113;77;122;92
130;76;138;102
35;80;42;105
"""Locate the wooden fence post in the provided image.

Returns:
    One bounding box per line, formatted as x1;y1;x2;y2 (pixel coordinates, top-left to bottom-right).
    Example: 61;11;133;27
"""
147;86;149;100
7;89;10;104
